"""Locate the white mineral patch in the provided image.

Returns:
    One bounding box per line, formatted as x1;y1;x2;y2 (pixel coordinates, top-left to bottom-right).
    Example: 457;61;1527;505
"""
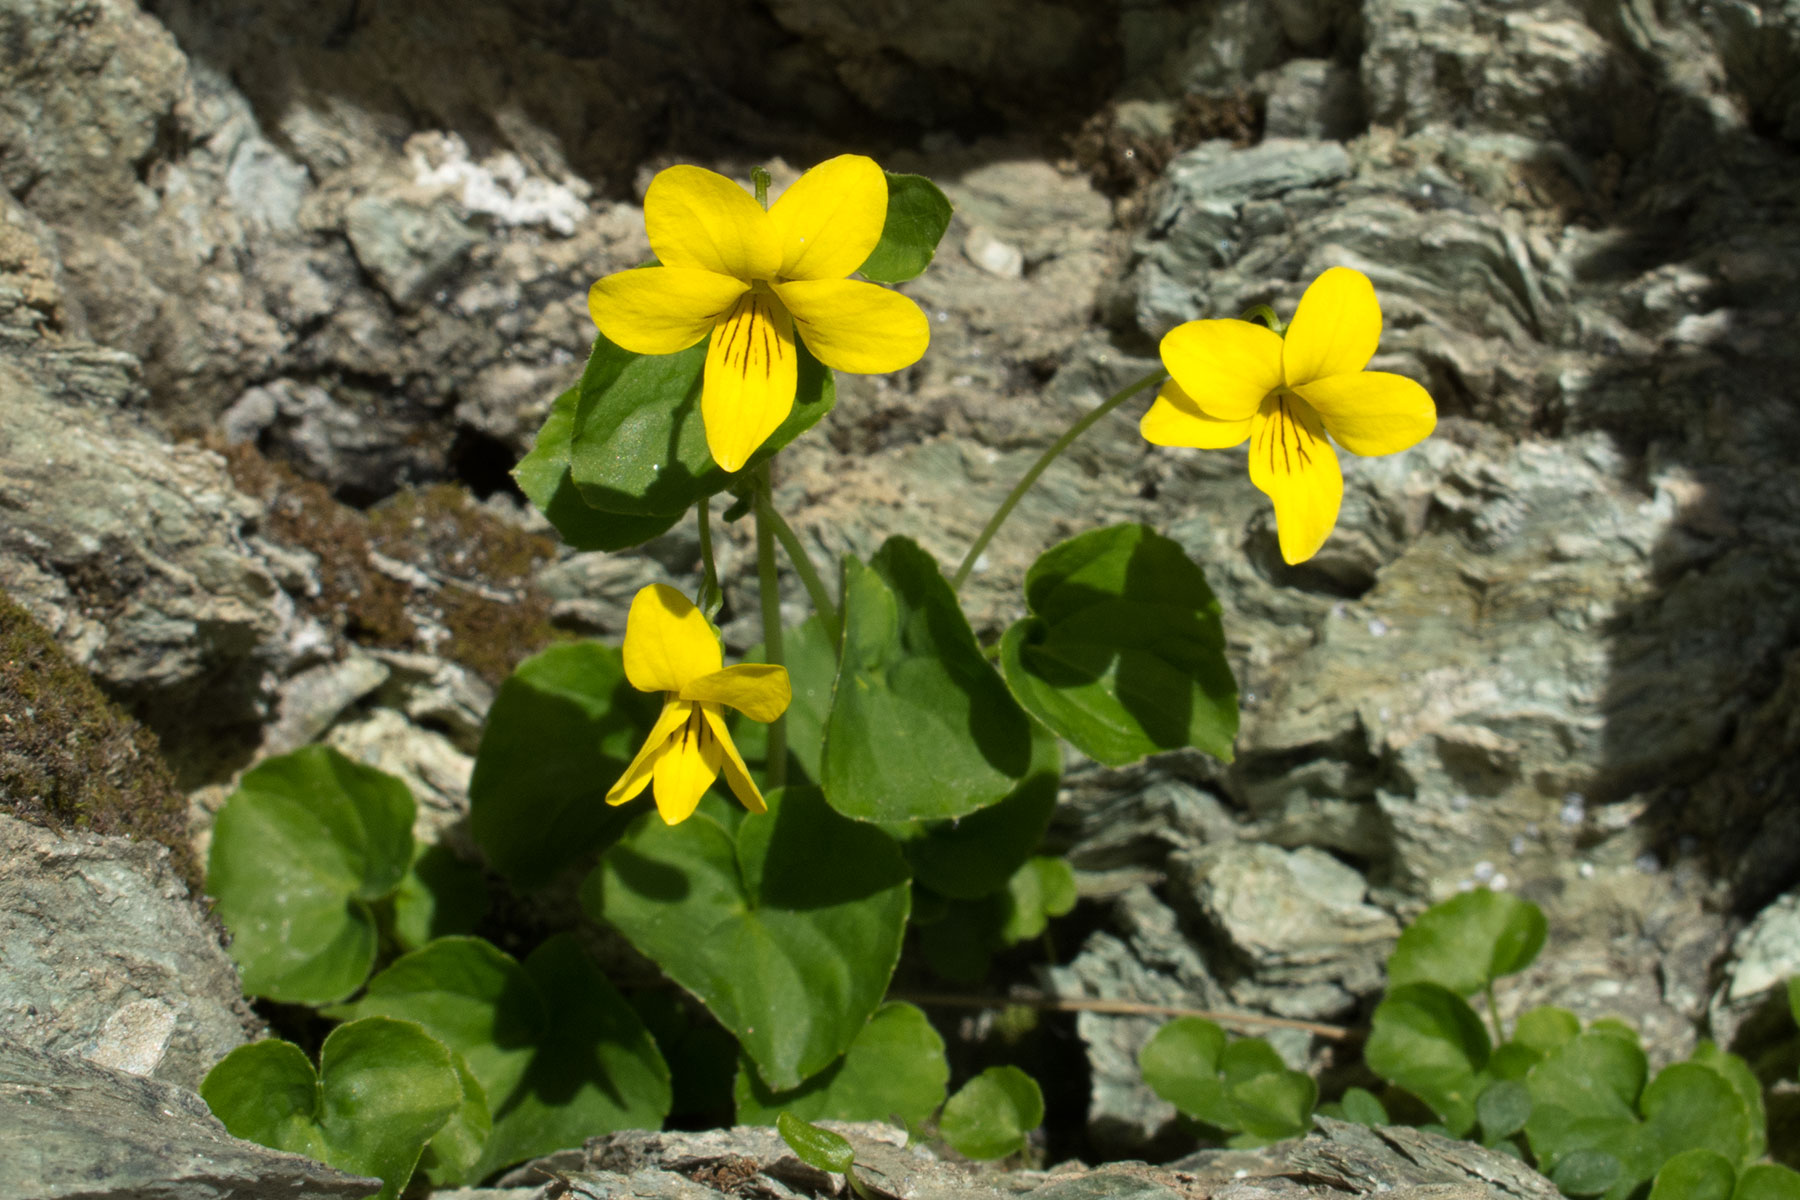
85;999;177;1078
408;132;590;236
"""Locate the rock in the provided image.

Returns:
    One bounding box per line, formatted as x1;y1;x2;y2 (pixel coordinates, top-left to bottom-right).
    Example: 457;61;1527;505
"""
963;227;1025;279
1260;59;1365;140
344;193;480;310
492;1119;1556;1200
1176;843;1399;1020
260;649;391;756
326;707;475;850
0;813;253;1091
1711;888;1800;1054
0;347;300;765
0;1032;377;1199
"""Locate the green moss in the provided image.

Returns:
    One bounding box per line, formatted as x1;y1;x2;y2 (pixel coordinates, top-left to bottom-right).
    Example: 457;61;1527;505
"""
0;588;199;890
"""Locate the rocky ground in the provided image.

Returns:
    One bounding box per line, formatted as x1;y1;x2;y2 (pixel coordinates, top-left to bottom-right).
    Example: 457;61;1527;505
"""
4;0;1800;1195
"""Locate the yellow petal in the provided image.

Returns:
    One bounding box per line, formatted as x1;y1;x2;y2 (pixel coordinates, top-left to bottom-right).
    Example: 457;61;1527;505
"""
1282;266;1381;387
1246;392;1343;565
605;700;691;807
644;164;782;281
588;267;748;355
771;278;928;374
1292;371;1437;457
623;584;722;694
1140;378;1254;449
702;291;799;473
651;703;723;825
701;705;768;815
680;663;791;723
768;154;888;281
1158;319;1284;422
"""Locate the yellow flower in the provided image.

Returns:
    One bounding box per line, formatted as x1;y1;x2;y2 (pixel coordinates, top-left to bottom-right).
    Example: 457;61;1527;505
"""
607;584;792;825
1140;267;1437;565
588;155;931;472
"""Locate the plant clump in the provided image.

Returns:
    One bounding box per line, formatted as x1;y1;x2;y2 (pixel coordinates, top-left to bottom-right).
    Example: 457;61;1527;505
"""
0;588;198;889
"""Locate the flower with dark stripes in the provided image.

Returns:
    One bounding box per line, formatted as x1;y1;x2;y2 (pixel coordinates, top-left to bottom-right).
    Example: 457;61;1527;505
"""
588;155;929;472
606;584;791;825
1140;267;1437;564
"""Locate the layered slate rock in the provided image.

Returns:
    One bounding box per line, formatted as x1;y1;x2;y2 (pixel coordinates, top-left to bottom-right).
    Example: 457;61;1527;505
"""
0;814;253;1091
0;1034;377;1200
493;1120;1558;1200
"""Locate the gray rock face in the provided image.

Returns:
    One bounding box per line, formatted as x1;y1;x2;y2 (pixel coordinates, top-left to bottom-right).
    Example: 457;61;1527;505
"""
0;1033;377;1200
0;814;253;1091
492;1120;1556;1200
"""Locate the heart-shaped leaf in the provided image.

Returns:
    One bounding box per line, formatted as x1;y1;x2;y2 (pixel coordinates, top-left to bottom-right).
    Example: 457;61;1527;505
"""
201;1017;462;1200
940;1066;1043;1160
334;935;671;1180
1650;1149;1737;1200
585;788;910;1091
515;385;685;551
207;745;415;1005
878;717;1059;900
569;333;834;517
1365;982;1492;1137
736;1001;948;1127
469;641;660;889
857;173;953;284
1689;1040;1766;1162
1325;1087;1388;1127
1477;1079;1532;1142
824;538;1036;822
999;524;1237;767
1736;1164;1800;1200
1386;888;1547;997
418;1054;492;1185
1139;1019;1314;1140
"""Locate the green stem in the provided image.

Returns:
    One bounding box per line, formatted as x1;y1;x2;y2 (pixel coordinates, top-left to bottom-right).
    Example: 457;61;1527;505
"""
1241;303;1284;333
1484;979;1505;1048
950;368;1166;591
759;490;841;645
753;464;787;790
696;496;722;617
752;167;771;209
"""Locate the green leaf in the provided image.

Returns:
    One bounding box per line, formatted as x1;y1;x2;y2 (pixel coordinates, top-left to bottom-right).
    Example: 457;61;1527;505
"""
1788;977;1800;1029
1364;982;1492;1137
856;173;953;284
824;539;1036;822
569;333;834;517
736;1002;948;1128
1333;1087;1388;1127
334;935;672;1180
777;1112;856;1174
1139;1022;1313;1139
1523;1030;1646;1165
1000;856;1078;944
1140;1018;1230;1126
207;745;415;1005
999;524;1237;767
1386;888;1548;997
418;1053;492;1186
390;845;490;952
1651;1149;1737;1200
586;788;911;1090
1737;1164;1800;1200
1555;1149;1625;1197
1641;1062;1760;1172
878;716;1059;899
1220;1039;1316;1141
201;1018;462;1200
1689;1041;1767;1162
1476;1079;1531;1142
469;641;660;888
514;385;683;550
1512;1006;1582;1055
940;1066;1044;1161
